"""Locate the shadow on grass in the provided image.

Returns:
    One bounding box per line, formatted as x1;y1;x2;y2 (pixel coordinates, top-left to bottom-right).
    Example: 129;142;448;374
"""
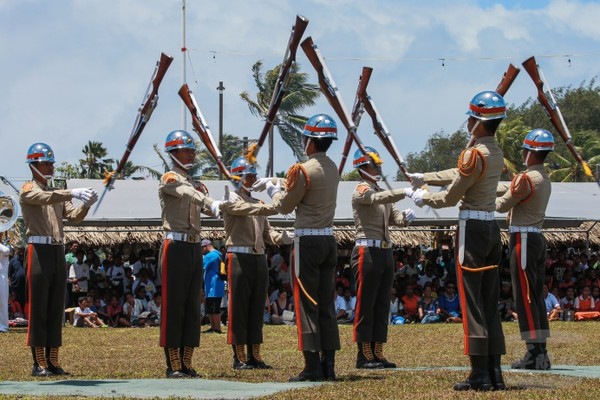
41;379;125;387
335;374;386;382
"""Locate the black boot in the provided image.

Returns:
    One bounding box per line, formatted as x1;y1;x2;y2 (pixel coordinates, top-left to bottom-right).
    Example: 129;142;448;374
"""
46;347;70;375
372;342;397;368
488;354;506;391
31;347;53;377
232;345;254;370
356;342;384;369
320;350;336;381
246;344;272;369
453;355;493;391
180;346;199;377
289;351;324;382
165;347;188;378
511;342;550;370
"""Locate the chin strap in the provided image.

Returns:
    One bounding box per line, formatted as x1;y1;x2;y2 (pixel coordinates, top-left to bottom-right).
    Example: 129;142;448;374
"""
304;137;312;154
359;169;382;183
169;153;193;171
468;120;481;139
30;164;53;181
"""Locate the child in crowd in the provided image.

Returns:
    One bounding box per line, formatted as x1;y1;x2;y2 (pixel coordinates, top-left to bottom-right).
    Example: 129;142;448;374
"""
73;297;106;328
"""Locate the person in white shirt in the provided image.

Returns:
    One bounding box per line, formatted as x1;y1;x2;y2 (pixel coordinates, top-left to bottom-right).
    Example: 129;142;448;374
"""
0;241;11;332
122;292;145;327
146;292;161;326
73;297;105;328
68;249;90;306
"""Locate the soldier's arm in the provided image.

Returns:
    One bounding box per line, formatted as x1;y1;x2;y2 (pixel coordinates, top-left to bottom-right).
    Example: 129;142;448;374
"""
220;199;278;217
63;199;90;223
423;168;459;187
263;221;285;246
159;172;215;210
352;183;406;205
496;173;532;213
496;183;510;196
390;204;409;227
271;165;307;214
20;184;72;205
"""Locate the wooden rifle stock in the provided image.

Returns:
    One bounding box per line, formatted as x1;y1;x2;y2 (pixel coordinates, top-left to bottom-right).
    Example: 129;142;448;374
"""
522;56;593;178
245;15;309;164
338;67;373;174
179;84;237;183
94;52;173;214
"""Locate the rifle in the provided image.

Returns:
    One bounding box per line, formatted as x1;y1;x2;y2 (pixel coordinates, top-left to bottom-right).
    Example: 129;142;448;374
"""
301;37;387;187
94;52;173;214
179;83;238;184
244;15;309;164
522;56;594;179
466;63;520;148
338;66;373;174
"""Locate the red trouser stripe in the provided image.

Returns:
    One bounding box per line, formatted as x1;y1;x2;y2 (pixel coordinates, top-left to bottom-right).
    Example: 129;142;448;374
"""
291;247;303;350
455;233;469;354
159;240;170;347
352;247;365;342
226;253;234;345
25;244;34;346
516;233;537;340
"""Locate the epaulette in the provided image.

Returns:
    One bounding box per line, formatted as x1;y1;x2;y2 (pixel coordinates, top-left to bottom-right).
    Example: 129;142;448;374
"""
356;182;371;195
21;181;34;193
161;172;178;184
286;163;310;191
510;172;534;203
458;148;486;180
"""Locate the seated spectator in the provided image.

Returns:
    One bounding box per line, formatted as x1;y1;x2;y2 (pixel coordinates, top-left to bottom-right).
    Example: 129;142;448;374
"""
418;284;440;324
91;296;110;325
106;295;129;327
89;255;108;296
270;287;294;325
399;254;420;279
437;282;461;323
574;253;590;273
122;292;146;327
401;284;419;323
131;268;156;302
122;267;134;295
134;285;149;310
574;286;600;321
146;292;161;326
558;269;576;291
8;291;25;319
73;297;106;328
417;264;437;288
560;286;576;311
499;281;518;322
542;284;561;321
389;287;404;323
335;287;356;324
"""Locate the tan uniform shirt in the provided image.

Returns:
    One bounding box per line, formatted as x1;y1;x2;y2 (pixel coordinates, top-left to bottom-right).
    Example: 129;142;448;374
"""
19;179;89;242
158;167;215;234
272;152;339;229
221;190;284;254
422;136;504;211
496;164;551;228
352;181;408;240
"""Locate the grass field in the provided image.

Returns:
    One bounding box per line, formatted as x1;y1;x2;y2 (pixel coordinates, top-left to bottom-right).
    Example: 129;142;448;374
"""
1;321;599;399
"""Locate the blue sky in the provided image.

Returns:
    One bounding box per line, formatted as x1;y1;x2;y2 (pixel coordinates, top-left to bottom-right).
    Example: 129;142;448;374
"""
1;0;599;185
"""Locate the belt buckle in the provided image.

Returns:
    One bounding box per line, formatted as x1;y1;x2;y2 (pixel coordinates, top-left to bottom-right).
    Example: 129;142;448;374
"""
381;241;390;249
187;234;198;243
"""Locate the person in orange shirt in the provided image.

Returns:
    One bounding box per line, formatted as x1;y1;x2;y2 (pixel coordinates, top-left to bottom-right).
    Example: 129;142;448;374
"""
401;285;419;323
574;286;600;321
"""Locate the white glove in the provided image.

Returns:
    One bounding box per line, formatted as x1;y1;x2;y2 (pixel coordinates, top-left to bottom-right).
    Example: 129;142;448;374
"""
402;208;416;224
407;172;425;188
252;177;274;193
282;211;296;220
403;188;414;198
266;180;281;198
83;190;99;207
281;230;295;244
412;188;427;207
210;200;222;217
72;188;95;203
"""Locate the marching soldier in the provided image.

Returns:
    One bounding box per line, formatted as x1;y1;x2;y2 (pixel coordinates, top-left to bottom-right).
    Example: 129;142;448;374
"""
253;113;340;381
20;142;98;376
496;129;554;370
351;147;415;369
158;130;226;378
407;91;507;391
220;156;292;370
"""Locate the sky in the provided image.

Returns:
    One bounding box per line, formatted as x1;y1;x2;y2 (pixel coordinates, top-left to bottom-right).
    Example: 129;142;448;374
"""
1;0;600;187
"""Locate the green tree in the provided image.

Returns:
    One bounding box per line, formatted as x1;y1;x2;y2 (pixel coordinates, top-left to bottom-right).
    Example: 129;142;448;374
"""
79;141;114;179
495;118;530;179
54;161;80;179
404;130;468;177
240;61;320;164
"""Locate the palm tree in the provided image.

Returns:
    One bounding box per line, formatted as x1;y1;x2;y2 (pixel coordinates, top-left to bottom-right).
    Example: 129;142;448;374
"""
495;118;530;180
79;141;114;179
547;130;600;182
240;61;320;167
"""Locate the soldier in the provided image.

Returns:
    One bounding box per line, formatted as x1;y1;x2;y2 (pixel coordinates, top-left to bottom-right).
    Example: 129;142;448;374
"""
158;130;226;378
220;156;292;370
20;142;98;376
407;91;507;391
496;129;554;370
350;146;415;369
253;113;340;382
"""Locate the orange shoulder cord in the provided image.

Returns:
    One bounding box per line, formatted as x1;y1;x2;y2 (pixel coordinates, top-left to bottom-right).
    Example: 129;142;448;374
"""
457;148;487;180
510;173;534;204
286;163;310;192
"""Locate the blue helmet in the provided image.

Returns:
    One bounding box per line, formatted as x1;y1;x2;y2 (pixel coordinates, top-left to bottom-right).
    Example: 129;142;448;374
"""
164;130;195;152
26;142;55;164
353;146;382;168
303;114;338;139
230;156;257;177
523;129;555;151
466;91;507;120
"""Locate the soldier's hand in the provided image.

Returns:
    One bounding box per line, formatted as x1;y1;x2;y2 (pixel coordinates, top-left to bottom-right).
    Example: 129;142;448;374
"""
402;208;416;224
412;188;427;207
210;200;223;217
407;172;425;188
281;230;295;244
83;190;99;207
252;177;274;192
403;188;414;198
72;188;95;203
266;180;281;198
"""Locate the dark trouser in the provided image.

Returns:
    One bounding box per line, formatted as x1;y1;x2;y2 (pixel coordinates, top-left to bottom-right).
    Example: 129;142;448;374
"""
456;219;505;356
291;236;340;352
509;232;549;342
25;243;66;348
158;240;203;348
226;253;268;345
351;246;393;343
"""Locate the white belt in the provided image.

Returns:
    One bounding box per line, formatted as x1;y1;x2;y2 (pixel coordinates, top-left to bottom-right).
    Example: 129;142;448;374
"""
459;210;495;221
164;232;202;243
509;226;541;233
227;246;255;254
294;227;333;237
355;239;393;249
28;236;61;245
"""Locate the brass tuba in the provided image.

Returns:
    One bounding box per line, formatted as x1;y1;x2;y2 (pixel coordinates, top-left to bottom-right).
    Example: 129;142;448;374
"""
0;191;19;233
